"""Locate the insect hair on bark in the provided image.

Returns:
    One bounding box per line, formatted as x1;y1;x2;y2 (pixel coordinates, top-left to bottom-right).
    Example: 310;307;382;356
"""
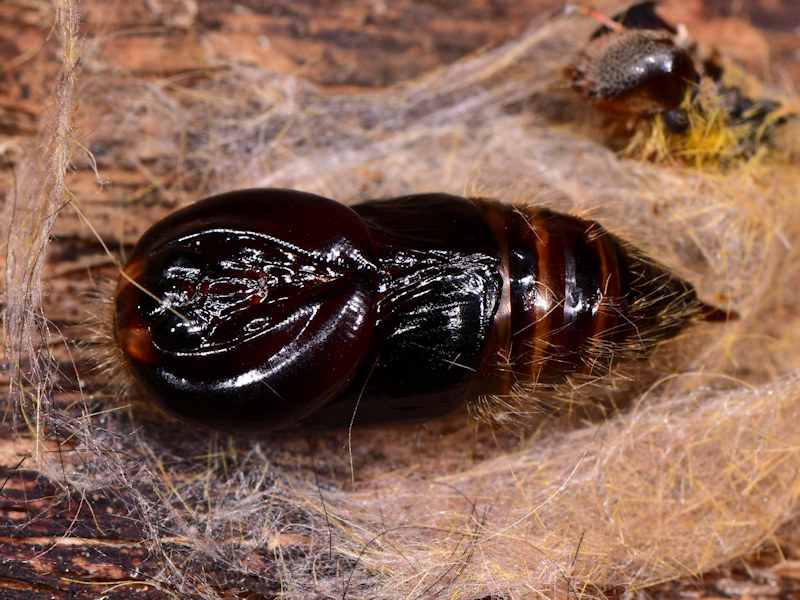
83;279;137;398
3;1;800;599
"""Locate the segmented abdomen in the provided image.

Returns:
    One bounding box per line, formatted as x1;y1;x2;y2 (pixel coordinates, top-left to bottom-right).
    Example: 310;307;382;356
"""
475;201;696;396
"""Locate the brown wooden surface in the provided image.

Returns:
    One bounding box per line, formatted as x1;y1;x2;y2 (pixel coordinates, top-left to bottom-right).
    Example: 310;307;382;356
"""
1;1;799;598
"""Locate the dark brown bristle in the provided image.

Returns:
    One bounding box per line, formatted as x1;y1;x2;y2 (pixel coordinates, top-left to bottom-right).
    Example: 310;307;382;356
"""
697;302;739;322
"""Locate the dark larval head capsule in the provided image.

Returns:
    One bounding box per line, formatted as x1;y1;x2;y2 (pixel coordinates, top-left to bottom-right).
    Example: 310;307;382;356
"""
565;2;793;154
566;2;698;118
567;31;697;117
114;189;733;432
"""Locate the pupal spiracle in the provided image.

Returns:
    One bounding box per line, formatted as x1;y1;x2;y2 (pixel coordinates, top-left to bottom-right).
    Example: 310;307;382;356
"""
113;189;732;431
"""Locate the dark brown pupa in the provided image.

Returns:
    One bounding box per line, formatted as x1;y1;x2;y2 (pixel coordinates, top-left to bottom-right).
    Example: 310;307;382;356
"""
113;189;730;432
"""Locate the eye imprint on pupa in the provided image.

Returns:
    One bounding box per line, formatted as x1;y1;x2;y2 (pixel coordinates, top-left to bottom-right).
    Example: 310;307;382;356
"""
113;188;733;432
